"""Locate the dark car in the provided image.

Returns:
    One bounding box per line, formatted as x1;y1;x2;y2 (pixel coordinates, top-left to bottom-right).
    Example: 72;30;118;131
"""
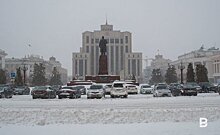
58;86;81;99
199;82;218;93
169;83;182;96
180;84;197;96
32;86;56;99
0;86;13;98
75;85;87;95
14;86;30;95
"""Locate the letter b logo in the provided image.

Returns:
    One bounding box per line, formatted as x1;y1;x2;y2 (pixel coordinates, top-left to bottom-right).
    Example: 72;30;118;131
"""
200;118;208;127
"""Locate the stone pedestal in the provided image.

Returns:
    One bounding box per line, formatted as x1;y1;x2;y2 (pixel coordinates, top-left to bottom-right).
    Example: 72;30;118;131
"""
98;54;108;75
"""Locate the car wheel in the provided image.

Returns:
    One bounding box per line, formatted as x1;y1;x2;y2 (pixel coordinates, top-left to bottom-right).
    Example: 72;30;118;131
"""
110;95;114;98
32;96;36;99
58;96;62;99
124;95;128;98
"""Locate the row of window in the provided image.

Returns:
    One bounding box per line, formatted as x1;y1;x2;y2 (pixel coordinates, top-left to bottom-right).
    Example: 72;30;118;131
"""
85;46;129;53
86;36;129;44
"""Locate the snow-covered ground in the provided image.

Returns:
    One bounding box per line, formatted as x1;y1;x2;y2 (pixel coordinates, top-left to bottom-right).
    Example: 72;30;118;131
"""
0;93;220;135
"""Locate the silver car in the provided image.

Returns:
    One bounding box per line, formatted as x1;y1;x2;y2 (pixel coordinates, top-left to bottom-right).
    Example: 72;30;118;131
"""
153;85;171;97
87;84;105;99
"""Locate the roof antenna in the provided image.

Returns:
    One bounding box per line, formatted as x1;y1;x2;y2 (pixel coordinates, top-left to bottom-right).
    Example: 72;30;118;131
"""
105;13;108;25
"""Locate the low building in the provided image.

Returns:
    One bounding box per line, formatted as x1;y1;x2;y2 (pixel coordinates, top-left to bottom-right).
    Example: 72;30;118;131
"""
2;54;68;85
171;46;220;83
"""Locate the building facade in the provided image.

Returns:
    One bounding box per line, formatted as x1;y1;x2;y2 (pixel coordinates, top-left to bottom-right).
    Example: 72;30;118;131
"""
171;47;220;83
2;55;68;85
72;23;142;82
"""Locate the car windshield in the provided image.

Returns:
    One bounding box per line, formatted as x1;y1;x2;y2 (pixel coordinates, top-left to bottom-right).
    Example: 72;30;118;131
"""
33;86;48;90
113;83;123;87
142;85;151;88
90;85;103;89
62;87;74;90
156;86;167;89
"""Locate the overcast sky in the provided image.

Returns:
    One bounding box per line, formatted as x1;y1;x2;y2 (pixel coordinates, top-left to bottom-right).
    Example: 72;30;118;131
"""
0;0;220;75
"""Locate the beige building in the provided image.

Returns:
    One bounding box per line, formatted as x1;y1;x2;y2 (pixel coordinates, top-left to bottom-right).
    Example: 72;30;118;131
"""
72;22;142;82
171;47;220;83
2;55;68;84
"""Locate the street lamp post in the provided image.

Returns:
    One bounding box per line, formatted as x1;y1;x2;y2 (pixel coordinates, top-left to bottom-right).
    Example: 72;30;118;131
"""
178;61;185;84
22;64;28;86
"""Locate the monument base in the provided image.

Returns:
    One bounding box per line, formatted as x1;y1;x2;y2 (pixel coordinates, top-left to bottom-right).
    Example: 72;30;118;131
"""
98;54;108;75
85;75;120;83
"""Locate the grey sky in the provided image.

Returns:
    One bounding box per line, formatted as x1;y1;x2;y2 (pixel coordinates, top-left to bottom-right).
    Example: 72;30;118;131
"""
0;0;220;75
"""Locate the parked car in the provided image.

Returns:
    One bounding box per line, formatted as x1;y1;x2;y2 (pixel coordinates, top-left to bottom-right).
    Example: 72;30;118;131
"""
13;86;30;95
87;84;105;99
169;83;181;91
153;84;171;97
75;85;87;95
199;82;218;93
0;86;13;98
180;84;197;96
125;84;138;94
110;81;128;98
32;86;56;99
170;84;182;96
58;86;81;99
185;82;202;93
104;84;112;95
140;84;153;94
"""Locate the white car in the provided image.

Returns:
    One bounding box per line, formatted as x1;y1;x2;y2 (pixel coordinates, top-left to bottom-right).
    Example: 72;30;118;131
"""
153;85;171;97
110;81;128;98
140;84;153;94
87;84;105;99
125;84;138;94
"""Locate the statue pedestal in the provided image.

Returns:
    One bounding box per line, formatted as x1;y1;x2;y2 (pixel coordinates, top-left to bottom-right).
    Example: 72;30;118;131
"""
98;54;108;75
85;54;120;83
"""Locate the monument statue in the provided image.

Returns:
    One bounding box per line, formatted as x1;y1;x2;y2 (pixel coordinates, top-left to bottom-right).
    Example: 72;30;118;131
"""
99;36;107;55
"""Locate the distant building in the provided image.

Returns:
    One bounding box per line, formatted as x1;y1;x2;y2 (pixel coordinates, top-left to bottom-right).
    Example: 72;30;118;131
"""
1;55;67;85
0;49;7;69
171;46;220;83
72;22;142;82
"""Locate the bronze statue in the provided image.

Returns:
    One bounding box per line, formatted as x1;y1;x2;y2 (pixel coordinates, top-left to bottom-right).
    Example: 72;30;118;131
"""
99;36;107;55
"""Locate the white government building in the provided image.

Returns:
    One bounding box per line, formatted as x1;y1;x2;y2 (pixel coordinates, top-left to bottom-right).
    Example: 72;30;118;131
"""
72;22;142;82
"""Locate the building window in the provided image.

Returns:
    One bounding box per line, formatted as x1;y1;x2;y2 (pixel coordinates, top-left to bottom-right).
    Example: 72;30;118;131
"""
137;59;140;76
106;39;109;44
128;59;131;75
132;59;136;75
115;39;119;44
125;46;128;53
125;36;128;44
120;39;123;44
95;38;99;44
79;60;83;76
91;46;94;75
110;38;114;44
85;60;87;75
116;46;119;74
75;60;78;75
86;46;89;53
91;38;94;44
111;46;114;73
86;36;89;44
120;46;124;70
